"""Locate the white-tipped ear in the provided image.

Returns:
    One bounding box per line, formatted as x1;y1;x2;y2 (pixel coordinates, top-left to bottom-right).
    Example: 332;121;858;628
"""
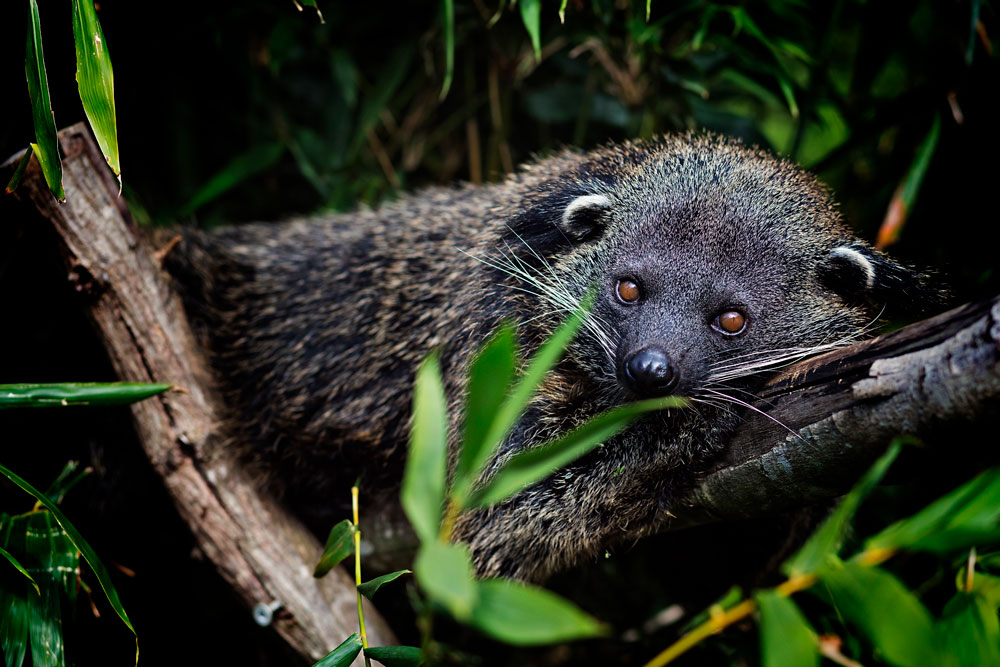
559;194;612;241
829;246;876;291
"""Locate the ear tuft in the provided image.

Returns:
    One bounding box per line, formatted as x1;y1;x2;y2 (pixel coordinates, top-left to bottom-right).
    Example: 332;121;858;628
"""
558;194;612;242
821;243;947;315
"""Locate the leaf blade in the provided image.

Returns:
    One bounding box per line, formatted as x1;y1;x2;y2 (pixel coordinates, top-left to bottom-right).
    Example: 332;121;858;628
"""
358;569;411;601
25;0;63;199
312;633;363;667
313;519;355;578
414;541;477;621
756;591;818;667
73;0;120;175
401;354;449;543
469;579;607;645
0;382;170;409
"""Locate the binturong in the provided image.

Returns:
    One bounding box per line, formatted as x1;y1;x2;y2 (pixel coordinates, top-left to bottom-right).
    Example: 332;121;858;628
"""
165;133;941;583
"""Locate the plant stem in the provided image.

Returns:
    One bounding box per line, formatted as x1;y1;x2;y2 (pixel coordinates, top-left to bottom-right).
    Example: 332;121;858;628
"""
438;498;461;542
352;485;371;667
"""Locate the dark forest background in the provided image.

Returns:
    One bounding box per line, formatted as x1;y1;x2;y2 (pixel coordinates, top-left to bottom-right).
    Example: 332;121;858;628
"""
0;1;997;665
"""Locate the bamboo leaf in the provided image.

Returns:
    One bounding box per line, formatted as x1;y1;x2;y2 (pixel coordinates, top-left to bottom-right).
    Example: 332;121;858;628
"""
877;115;941;249
520;0;542;60
816;559;941;665
0;382;170;409
73;0;120;176
784;441;901;577
178;142;285;215
402;354;449;543
363;645;422;666
25;513;67;667
0;465;135;640
469;396;687;507
25;0;63;200
312;633;362;667
757;591;818;667
414;541;477;621
4;148;32;195
0;515;30;667
358;569;411;601
867;467;1000;555
452;324;516;501
456;294;591;507
469;579;607;645
0;546;39;596
440;0;454;100
313;519;355;578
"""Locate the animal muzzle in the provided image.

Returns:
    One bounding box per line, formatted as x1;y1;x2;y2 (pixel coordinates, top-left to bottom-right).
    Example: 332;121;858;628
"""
622;346;680;397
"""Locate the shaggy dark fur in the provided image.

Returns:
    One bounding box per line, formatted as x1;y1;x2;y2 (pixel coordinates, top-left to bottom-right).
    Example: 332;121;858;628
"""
166;134;935;582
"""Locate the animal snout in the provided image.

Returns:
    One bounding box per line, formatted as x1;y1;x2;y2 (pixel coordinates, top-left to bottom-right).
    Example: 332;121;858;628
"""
623;346;679;396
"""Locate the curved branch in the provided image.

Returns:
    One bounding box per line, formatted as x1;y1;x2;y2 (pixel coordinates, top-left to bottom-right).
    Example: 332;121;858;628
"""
3;123;395;663
671;295;1000;528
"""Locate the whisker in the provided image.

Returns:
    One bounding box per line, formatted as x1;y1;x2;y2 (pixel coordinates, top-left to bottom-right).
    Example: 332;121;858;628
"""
701;388;805;443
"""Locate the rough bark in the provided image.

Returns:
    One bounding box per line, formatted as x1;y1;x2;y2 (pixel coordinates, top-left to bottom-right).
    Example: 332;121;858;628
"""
3;124;395;664
671;295;1000;527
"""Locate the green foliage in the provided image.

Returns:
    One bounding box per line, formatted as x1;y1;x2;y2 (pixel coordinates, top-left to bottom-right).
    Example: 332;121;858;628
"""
0;382;170;409
312;633;362;667
313;519;355;578
72;0;119;176
653;449;1000;667
357;569;411;601
24;0;62;200
0;465;135;667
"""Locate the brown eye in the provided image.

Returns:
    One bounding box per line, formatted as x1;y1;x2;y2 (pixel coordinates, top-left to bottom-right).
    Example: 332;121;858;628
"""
714;310;747;335
616;279;641;303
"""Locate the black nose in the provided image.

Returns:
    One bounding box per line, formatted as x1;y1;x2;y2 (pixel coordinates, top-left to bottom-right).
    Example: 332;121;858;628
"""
624;346;679;396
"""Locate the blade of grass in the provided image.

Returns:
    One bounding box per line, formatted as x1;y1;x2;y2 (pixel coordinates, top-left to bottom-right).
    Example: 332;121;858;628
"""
469;396;687;507
4;148;32;195
25;0;63;200
0;465;135;643
0;382;170;409
440;0;454;100
451;294;591;506
73;0;120;177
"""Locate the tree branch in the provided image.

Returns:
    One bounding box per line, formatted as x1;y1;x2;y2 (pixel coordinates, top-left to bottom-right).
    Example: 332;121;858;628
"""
671;295;1000;528
3;123;395;664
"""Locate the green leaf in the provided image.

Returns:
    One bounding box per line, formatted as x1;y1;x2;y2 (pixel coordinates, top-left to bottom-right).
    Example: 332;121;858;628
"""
519;0;542;61
0;382;170;409
1;517;30;667
312;633;362;667
178;142;285;215
0;546;38;596
877;115;941;248
868;467;1000;555
756;591;818;667
938;592;1000;667
402;354;449;543
313;519;355;578
817;559;940;666
414;541;477;621
364;645;422;667
469;579;607;645
4;148;32;195
784;441;901;577
73;0;120;176
44;461;90;506
0;465;134;639
469;396;687;507
25;513;67;667
351;42;414;159
440;0;454;100
452;324;516;501
25;0;63;200
358;569;411;601
456;294;591;507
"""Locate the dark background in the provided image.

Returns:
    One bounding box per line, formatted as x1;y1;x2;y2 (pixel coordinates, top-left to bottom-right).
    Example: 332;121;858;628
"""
1;1;997;665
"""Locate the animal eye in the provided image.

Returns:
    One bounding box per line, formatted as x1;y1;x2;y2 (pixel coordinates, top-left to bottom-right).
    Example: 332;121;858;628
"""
616;279;641;304
713;310;747;335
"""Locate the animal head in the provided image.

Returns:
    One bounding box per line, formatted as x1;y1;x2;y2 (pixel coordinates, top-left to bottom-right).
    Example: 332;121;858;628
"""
493;134;939;404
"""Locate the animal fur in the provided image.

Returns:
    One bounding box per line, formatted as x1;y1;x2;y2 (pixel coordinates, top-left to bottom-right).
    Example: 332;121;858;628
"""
166;134;936;582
